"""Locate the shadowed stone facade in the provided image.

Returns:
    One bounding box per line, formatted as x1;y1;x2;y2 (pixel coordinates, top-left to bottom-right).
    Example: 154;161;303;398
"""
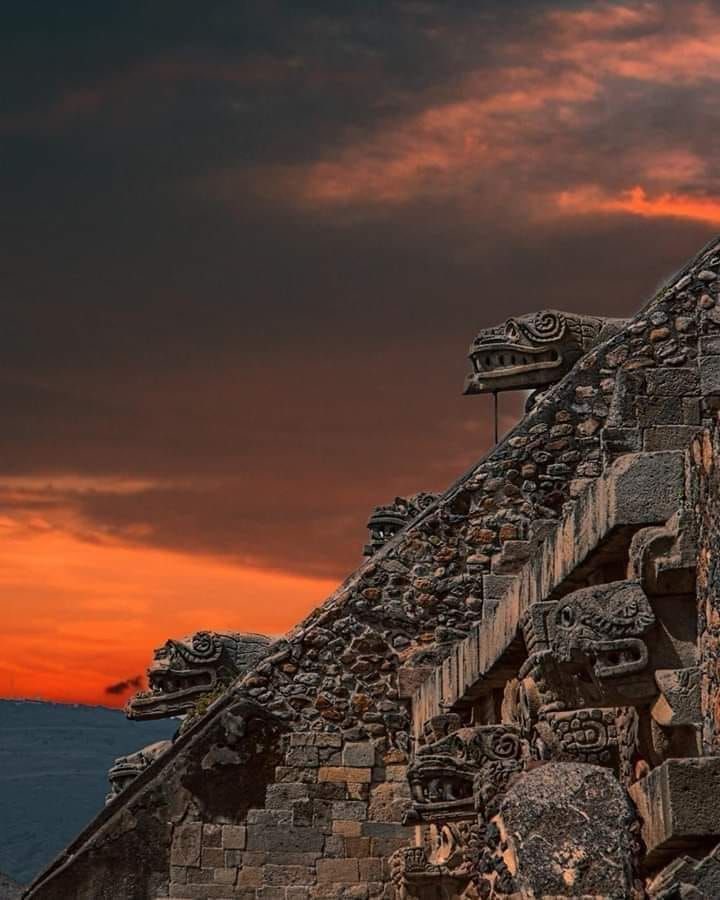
22;235;720;898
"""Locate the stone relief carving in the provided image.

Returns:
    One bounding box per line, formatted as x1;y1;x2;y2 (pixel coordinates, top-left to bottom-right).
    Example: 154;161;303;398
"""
463;310;626;397
105;740;171;804
126;630;272;720
363;492;439;556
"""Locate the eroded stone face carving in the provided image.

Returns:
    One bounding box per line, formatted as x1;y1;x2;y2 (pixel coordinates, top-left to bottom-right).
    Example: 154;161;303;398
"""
105;740;171;804
126;631;272;720
363;492;438;556
395;716;528;898
406;723;528;826
463;309;626;395
520;580;657;714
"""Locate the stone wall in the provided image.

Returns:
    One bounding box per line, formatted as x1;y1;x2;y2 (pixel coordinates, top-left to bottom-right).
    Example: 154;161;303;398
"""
693;426;720;755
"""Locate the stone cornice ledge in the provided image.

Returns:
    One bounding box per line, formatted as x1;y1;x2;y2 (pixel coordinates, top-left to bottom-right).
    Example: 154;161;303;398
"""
411;449;688;734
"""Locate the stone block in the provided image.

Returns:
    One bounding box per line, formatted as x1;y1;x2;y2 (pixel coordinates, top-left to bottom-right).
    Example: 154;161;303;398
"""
201;846;225;868
344;836;371;857
264;864;315;885
266;782;309;807
482;599;499;619
646;367;700;396
608;451;684;524
332;800;367;821
171;824;202;868
323;835;346;858
318;766;372;783
170;866;188;884
246;826;325;853
167;885;239;899
342;743;375;767
638;396;685;426
359;858;383;881
700;356;720;394
397;665;434;698
203;824;223;847
308;783;346;800
222;825;247;850
317;858;361;883
257;889;286;900
491;540;532;574
648;844;720;899
482;573;516;600
629;757;720;863
236;867;264;888
332;820;362;836
275;766;318;783
292;798;314;827
266;852;322;866
602;426;642;455
362;822;412;838
213;868;238;884
286;747;320;767
700;334;720;355
346;781;370;801
247;809;292;826
499;762;636;898
651;668;701;727
643;426;703;451
290;733;342;748
187;866;214;884
287;889;311;900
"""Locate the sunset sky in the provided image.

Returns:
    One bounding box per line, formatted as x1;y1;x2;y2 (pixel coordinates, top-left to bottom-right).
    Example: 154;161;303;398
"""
3;1;720;706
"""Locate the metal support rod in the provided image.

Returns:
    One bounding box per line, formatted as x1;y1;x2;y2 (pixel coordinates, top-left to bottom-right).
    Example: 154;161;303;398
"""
493;391;499;445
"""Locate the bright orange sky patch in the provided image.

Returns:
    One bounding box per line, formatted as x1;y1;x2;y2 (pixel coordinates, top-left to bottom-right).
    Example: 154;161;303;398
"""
556;185;720;226
0;514;337;707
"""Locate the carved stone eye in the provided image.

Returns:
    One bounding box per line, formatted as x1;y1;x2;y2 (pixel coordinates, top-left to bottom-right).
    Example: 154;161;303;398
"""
505;321;520;341
557;605;575;627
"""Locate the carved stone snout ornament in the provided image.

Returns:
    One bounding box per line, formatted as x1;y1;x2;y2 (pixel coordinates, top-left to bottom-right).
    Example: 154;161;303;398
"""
105;739;172;804
363;492;438;556
405;724;528;825
126;630;272;720
463;310;626;395
520;580;657;713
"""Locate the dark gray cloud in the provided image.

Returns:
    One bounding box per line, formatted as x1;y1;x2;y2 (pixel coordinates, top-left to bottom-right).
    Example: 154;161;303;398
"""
2;0;719;579
105;675;143;696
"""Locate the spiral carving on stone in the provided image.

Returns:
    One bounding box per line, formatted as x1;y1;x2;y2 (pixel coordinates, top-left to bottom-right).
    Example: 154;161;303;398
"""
521;311;567;343
175;631;222;663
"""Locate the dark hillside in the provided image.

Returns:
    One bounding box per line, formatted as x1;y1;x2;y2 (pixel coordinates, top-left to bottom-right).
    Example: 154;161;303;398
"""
0;700;176;884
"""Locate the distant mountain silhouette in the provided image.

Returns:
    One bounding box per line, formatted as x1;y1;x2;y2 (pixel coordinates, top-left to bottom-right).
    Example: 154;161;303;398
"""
0;871;22;900
0;699;176;885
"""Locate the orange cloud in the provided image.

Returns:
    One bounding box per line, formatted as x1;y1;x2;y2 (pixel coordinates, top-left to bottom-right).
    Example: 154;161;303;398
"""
546;1;720;86
231;1;720;214
0;513;336;707
556;185;720;226
264;70;599;207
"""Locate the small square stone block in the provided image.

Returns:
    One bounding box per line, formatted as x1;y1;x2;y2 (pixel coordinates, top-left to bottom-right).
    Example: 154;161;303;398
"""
318;766;372;783
170;824;202;868
629;757;720;864
222;825;247;850
316;858;361;883
342;742;375;767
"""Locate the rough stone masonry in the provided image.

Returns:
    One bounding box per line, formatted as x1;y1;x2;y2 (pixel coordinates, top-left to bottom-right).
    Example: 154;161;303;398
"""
22;235;720;898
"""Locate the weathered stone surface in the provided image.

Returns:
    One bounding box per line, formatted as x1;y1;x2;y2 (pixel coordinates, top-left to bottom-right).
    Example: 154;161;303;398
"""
171;825;202;867
498;763;638;898
630;758;720;863
608;451;684;524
